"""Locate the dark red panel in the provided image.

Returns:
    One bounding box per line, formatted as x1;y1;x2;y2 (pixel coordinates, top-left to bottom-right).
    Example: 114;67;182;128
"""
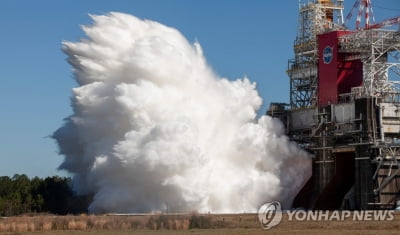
337;60;363;94
318;31;339;106
318;30;362;107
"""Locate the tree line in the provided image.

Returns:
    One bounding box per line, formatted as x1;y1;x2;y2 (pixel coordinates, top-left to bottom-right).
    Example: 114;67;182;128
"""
0;174;91;216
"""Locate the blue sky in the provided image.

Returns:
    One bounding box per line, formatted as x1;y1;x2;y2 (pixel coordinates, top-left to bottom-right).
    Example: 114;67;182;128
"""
0;0;398;178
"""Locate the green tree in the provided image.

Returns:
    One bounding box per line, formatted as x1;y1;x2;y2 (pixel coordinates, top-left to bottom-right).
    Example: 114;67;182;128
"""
0;175;90;216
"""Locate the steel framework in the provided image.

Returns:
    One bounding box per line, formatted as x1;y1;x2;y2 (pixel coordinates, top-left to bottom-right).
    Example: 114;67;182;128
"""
288;0;345;109
278;0;400;209
339;30;400;99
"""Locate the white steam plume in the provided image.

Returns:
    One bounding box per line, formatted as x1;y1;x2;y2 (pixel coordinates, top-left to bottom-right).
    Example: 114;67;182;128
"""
54;12;311;213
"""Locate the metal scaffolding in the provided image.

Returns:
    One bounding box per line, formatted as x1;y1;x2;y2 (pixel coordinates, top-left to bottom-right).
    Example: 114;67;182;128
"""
339;29;400;99
272;0;400;210
288;0;344;109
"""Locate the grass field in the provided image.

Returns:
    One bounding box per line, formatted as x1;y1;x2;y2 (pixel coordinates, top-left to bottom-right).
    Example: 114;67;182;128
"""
1;212;400;234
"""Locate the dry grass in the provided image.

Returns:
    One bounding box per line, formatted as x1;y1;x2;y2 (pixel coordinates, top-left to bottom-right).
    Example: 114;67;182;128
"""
0;213;193;233
0;212;399;234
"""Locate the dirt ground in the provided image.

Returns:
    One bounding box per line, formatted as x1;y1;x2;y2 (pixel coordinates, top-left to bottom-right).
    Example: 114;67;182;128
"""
1;212;399;235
